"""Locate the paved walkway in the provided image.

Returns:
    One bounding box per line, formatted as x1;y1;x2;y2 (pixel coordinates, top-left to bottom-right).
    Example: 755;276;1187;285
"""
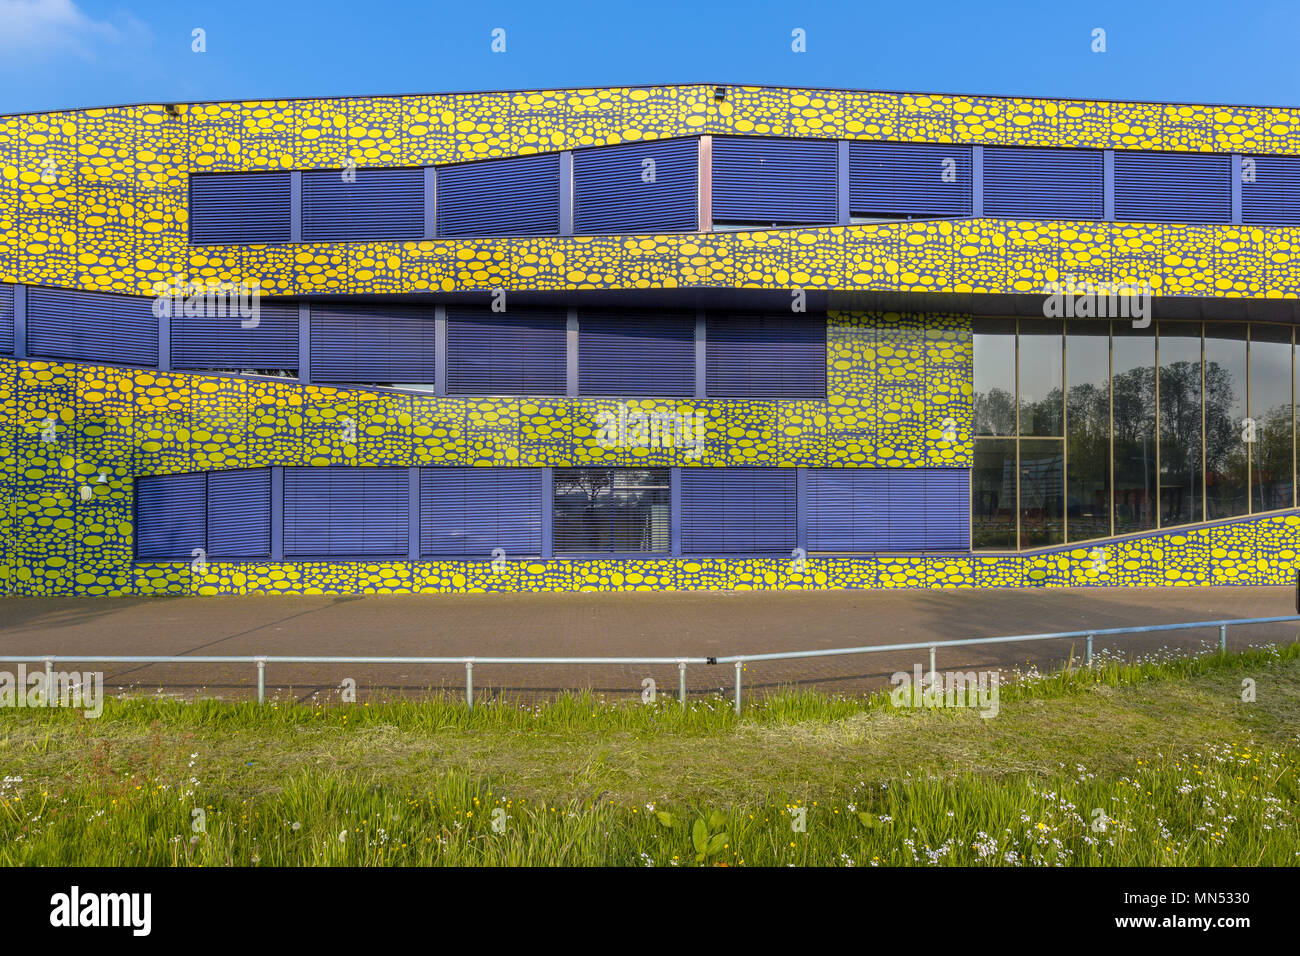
1;587;1296;703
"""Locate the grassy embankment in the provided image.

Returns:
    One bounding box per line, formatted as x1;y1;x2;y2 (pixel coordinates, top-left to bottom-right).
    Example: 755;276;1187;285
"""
1;645;1297;865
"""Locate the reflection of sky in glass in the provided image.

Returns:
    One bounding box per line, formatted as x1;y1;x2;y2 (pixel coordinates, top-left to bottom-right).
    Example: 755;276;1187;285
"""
1204;324;1247;420
1065;322;1109;541
1066;322;1109;425
1250;327;1292;421
974;319;1015;435
1018;320;1063;436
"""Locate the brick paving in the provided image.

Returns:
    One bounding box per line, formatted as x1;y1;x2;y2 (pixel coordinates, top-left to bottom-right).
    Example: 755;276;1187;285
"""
1;587;1296;704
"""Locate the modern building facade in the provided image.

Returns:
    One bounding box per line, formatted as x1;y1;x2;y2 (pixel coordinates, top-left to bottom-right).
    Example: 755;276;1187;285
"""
2;84;1300;596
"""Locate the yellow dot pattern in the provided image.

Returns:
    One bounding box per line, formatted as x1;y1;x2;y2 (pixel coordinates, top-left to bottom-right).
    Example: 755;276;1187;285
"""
3;342;1298;594
2;87;1300;295
3;84;1299;594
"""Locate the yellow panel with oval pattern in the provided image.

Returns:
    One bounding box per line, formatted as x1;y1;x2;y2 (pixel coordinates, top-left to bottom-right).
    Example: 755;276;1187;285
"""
2;87;1300;295
3;84;1300;594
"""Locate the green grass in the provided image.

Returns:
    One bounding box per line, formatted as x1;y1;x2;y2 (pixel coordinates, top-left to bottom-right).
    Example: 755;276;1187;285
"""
1;644;1298;866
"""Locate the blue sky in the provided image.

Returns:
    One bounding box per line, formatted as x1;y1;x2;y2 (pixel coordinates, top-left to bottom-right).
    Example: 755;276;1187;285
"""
0;0;1297;114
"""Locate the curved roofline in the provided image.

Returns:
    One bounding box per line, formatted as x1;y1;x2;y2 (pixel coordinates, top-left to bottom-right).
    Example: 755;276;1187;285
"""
2;80;1296;120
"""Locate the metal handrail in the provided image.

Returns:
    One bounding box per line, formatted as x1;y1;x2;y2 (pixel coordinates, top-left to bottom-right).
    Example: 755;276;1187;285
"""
2;614;1297;712
716;614;1300;713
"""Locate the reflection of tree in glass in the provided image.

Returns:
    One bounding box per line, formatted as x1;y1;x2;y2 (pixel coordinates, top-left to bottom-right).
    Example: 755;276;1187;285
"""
1202;361;1241;471
555;469;612;502
1203;360;1248;517
1158;360;1202;525
1066;376;1108;538
1111;365;1155;443
974;386;1016;435
1112;364;1157;530
553;468;669;553
1255;402;1294;511
1021;387;1064;436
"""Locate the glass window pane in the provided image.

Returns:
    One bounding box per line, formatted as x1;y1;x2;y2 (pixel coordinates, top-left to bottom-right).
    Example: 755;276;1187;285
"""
553;468;670;553
974;318;1016;436
1204;323;1249;519
1020;438;1065;548
1158;321;1203;526
973;439;1017;549
1250;325;1294;512
1018;319;1064;436
1112;323;1157;534
1066;321;1110;541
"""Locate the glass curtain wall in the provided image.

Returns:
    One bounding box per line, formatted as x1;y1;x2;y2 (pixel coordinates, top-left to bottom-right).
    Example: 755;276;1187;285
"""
973;318;1296;551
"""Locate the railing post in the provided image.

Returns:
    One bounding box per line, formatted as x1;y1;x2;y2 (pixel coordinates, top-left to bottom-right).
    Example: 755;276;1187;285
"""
465;660;474;711
44;659;53;708
1085;632;1093;667
256;658;266;705
734;661;742;716
1219;624;1227;655
678;660;687;706
929;646;936;679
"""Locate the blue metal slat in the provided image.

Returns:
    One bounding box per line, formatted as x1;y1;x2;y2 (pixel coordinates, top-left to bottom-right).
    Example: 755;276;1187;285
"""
681;467;797;555
983;147;1104;220
806;468;970;551
445;307;567;395
301;166;425;241
849;142;973;218
577;310;696;397
207;469;271;558
920;468;971;550
135;473;207;559
283;467;409;557
26;287;158;366
189;172;293;244
573;138;699;234
712;137;838;224
0;284;12;355
309;305;437;384
1242;154;1300;225
1114;151;1232;223
170;304;299;371
705;313;826;399
419;467;542;557
435;153;561;237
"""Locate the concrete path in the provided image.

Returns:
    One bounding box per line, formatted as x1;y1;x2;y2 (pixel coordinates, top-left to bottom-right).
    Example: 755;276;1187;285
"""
1;587;1296;703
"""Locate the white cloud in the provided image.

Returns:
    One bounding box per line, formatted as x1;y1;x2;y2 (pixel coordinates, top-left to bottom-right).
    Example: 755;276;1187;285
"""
0;0;146;61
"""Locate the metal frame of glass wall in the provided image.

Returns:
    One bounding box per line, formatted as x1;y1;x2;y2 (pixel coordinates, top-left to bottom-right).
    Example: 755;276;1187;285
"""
972;318;1297;551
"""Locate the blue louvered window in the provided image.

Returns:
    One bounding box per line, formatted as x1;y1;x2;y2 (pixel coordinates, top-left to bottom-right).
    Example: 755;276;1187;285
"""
436;154;561;237
578;310;696;397
712;137;838;225
0;284;12;355
302;167;425;241
420;468;542;557
309;305;436;385
446;308;566;395
283;467;408;557
573;138;698;234
850;142;972;219
1114;151;1232;223
983;147;1104;220
189;172;293;244
136;469;272;560
681;468;797;555
553;468;671;554
171;304;299;373
26;287;158;367
135;473;208;559
1242;155;1300;225
705;313;826;399
807;468;970;551
207;469;272;558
